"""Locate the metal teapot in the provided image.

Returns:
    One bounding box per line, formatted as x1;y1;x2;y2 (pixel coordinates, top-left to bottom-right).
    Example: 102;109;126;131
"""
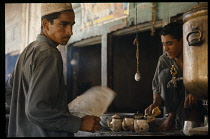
122;117;134;131
134;113;149;133
107;114;123;132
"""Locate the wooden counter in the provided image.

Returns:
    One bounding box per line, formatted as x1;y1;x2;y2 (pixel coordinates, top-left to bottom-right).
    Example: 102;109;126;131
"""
74;128;185;137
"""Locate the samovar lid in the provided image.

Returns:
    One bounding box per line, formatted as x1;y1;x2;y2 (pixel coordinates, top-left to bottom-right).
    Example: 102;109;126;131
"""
183;3;208;24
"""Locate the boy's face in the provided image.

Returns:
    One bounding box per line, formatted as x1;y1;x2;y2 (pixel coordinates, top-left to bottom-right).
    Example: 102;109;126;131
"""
161;35;183;59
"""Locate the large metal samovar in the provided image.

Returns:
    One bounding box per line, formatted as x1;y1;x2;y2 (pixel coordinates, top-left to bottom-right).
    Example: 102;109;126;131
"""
183;3;208;100
182;3;208;136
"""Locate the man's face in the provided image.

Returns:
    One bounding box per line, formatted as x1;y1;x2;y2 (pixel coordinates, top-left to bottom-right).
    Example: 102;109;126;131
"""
161;35;183;59
47;10;75;45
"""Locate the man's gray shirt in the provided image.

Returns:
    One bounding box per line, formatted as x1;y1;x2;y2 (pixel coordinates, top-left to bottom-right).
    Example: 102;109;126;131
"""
5;34;81;137
152;53;182;95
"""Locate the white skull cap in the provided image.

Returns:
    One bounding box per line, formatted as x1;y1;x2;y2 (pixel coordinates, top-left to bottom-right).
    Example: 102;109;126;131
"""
41;3;73;16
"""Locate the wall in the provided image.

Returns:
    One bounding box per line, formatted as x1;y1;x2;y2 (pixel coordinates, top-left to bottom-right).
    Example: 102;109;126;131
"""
5;2;201;53
5;3;41;80
5;2;201;83
70;2;200;89
5;4;22;54
5;3;41;54
70;2;199;44
5;2;204;115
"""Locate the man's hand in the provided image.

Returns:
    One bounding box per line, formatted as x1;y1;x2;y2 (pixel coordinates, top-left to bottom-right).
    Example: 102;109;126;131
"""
80;115;101;133
145;104;156;115
145;93;162;115
184;94;198;109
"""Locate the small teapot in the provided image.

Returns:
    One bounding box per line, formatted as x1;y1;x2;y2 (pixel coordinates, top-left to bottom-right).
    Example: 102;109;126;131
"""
107;114;123;132
134;113;149;133
122;117;134;131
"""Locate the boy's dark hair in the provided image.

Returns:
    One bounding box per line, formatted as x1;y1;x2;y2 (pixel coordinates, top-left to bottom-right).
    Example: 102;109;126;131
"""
41;9;73;30
159;22;183;41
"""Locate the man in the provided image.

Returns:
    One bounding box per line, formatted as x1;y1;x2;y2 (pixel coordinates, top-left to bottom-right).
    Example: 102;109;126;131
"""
5;3;100;137
145;22;205;131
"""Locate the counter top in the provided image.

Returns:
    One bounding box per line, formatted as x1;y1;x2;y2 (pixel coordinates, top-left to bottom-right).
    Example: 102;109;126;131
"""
74;118;189;136
74;128;185;137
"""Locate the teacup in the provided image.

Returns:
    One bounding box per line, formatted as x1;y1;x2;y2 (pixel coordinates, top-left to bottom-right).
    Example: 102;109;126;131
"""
183;120;196;136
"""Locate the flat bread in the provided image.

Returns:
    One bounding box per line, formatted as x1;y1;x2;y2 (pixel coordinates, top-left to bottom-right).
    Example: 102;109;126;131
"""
68;86;116;118
152;106;161;117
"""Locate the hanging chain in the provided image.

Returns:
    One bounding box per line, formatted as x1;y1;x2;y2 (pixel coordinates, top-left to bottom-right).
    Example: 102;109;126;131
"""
135;2;138;38
135;2;139;74
135;37;139;73
133;2;141;81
